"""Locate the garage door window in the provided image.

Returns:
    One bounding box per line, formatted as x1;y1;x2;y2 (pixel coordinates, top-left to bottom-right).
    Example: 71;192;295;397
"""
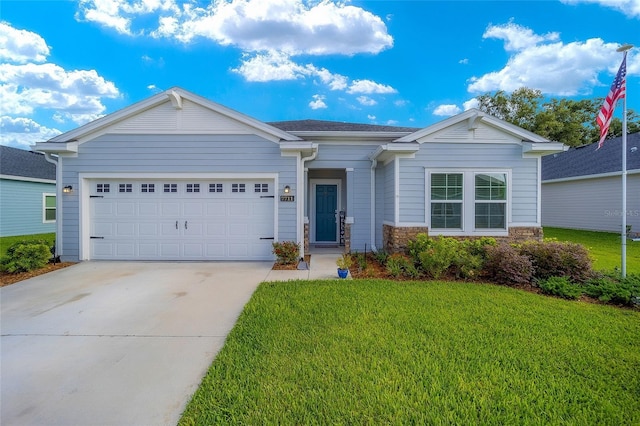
209;183;223;193
141;183;155;193
232;183;245;193
119;184;133;193
186;183;200;193
255;183;269;193
164;184;177;193
97;183;110;193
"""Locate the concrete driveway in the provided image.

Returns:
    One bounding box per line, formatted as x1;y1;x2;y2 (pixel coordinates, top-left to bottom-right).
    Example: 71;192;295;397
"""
1;261;272;426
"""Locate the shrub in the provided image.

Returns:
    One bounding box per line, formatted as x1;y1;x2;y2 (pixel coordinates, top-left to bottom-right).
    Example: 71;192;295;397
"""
372;249;389;265
484;244;533;285
452;250;484;280
386;253;418;278
271;241;300;265
585;273;640;306
407;233;431;264
462;237;498;258
416;236;459;279
1;241;52;273
518;241;593;283
539;276;583;300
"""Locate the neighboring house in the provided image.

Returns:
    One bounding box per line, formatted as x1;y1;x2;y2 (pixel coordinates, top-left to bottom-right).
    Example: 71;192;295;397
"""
35;87;564;262
0;145;57;237
542;132;640;234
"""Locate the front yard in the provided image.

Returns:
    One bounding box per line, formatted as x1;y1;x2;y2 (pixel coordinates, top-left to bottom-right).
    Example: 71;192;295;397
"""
180;280;640;425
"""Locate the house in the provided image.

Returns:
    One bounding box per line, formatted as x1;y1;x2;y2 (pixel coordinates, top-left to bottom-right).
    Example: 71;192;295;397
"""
0;145;57;237
34;87;564;262
542;132;640;234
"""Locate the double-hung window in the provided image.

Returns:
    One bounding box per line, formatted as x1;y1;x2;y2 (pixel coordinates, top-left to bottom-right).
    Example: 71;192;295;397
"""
43;193;56;223
429;171;509;233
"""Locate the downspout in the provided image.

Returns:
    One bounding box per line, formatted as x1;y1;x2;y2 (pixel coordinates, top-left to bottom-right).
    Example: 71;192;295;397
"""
298;145;318;258
42;152;62;259
370;158;378;251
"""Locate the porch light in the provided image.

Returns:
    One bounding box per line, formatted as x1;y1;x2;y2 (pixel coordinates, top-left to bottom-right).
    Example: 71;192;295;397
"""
63;185;73;193
284;185;291;193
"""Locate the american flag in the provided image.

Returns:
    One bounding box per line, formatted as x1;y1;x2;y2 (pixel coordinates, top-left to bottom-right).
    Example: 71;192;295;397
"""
597;52;627;149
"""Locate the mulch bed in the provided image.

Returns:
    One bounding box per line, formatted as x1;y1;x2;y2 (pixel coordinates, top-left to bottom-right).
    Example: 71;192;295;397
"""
272;255;311;270
0;262;76;287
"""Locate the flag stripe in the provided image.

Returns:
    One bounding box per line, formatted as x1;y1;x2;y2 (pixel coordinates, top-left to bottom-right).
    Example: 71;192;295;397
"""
597;52;627;149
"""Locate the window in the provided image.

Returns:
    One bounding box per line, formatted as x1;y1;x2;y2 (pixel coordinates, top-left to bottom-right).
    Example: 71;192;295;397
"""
163;183;177;193
232;183;245;193
209;183;223;193
254;183;269;193
428;171;509;233
430;173;463;229
97;183;110;193
475;173;507;229
119;183;133;193
186;183;200;193
141;183;155;193
43;193;56;223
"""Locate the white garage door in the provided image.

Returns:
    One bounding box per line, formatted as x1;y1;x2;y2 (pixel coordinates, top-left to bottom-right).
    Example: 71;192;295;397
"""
89;179;275;260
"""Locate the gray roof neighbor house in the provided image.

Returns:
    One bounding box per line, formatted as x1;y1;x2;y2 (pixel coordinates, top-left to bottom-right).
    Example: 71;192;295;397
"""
542;132;640;233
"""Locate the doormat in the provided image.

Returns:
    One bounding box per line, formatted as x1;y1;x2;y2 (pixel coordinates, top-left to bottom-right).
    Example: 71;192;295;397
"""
314;244;339;248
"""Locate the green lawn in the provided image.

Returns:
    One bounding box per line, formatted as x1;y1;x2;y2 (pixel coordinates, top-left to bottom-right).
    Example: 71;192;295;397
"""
180;280;640;425
544;227;640;274
0;233;55;256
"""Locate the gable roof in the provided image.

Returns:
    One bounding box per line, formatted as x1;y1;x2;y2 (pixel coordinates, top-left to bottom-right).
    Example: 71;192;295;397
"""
542;132;640;181
269;119;420;133
0;146;56;181
45;87;301;146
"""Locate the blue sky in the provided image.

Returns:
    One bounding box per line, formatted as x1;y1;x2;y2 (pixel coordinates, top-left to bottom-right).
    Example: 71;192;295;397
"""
1;0;638;149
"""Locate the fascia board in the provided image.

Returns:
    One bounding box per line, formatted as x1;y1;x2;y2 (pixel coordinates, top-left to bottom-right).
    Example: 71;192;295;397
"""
34;141;78;154
522;142;568;155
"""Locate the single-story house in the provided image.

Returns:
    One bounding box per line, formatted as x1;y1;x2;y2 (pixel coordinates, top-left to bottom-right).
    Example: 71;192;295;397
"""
0;145;57;237
542;132;640;234
35;87;564;262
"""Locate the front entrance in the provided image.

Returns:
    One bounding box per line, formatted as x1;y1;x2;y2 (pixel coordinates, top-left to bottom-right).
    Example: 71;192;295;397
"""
314;182;338;243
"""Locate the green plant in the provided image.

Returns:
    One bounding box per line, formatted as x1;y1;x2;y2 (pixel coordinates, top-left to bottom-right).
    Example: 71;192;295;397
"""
518;240;593;283
417;236;458;279
353;251;367;270
406;233;431;264
585;273;640;306
385;253;413;278
1;240;52;273
484;244;533;285
336;253;353;270
372;249;389;265
539;276;583;300
271;241;300;265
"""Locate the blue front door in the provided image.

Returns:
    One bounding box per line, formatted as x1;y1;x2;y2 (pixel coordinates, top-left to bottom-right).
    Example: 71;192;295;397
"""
316;184;337;242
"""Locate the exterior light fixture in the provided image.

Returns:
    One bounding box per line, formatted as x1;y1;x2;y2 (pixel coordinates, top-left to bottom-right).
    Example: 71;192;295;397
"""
63;185;73;193
284;185;291;193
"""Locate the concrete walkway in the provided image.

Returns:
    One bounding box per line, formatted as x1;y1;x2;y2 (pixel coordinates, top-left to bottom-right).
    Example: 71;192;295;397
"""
1;254;342;426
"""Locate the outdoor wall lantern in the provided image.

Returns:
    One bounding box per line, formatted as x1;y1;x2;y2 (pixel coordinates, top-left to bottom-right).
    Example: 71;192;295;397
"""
284;185;291;193
63;185;73;193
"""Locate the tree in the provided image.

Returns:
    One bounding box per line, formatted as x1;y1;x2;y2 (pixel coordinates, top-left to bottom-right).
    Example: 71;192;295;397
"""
475;88;639;147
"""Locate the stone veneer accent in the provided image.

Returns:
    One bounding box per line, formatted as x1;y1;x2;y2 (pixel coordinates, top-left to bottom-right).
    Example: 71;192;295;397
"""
383;224;429;253
343;223;351;253
303;223;310;254
382;225;543;253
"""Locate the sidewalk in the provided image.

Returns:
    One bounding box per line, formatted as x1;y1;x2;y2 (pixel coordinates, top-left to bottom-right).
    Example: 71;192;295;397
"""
264;253;346;281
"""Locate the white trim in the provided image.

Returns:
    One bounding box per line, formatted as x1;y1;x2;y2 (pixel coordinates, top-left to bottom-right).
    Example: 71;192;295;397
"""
537;157;542;225
542;168;640;184
383;221;428;227
394;157;400;225
42;193;56;224
0;175;56;184
310;179;341;244
78;172;279;261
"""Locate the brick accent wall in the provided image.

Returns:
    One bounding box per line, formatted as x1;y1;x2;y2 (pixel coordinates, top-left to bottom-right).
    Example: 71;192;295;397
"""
506;226;543;243
383;224;429;253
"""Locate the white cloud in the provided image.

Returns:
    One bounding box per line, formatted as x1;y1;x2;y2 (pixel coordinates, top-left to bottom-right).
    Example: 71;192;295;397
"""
459;58;469;65
367;114;376;121
357;96;377;106
386;119;399;125
0;21;50;64
463;98;479;110
78;0;393;56
560;0;640;18
309;94;327;110
433;104;462;117
468;22;638;96
0;116;61;149
394;100;408;107
347;79;397;95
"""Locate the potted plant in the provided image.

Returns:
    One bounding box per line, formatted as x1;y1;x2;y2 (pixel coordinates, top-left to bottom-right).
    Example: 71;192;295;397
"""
336;253;353;279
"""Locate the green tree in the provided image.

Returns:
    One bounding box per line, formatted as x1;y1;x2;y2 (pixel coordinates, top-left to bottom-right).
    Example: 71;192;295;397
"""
476;88;639;147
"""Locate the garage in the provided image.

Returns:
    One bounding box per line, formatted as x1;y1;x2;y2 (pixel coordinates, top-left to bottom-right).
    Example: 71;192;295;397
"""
88;178;275;260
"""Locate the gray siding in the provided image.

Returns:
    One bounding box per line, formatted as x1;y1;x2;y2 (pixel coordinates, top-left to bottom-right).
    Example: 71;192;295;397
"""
374;163;386;248
0;179;56;237
59;134;297;260
403;143;539;225
384;160;395;223
542;174;640;233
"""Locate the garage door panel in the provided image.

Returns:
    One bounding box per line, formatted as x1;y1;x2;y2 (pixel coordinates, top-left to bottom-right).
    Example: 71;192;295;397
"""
90;179;275;260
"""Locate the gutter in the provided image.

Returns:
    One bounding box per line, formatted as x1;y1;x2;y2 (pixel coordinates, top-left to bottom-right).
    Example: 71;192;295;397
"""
370;159;378;252
298;144;318;258
41;152;62;260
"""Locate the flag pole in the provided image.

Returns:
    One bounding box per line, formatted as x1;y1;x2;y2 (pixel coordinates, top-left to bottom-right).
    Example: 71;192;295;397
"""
617;44;632;278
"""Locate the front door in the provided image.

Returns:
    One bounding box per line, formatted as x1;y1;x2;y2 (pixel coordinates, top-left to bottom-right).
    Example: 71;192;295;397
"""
315;184;337;242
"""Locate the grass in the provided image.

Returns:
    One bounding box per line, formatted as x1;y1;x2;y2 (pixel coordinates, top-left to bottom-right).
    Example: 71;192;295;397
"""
0;233;55;256
544;227;640;274
180;280;640;425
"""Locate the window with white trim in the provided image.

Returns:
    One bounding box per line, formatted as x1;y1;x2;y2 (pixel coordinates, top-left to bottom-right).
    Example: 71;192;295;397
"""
141;183;155;193
186;183;200;193
119;183;133;193
209;183;223;193
43;193;56;223
428;171;509;233
163;184;177;193
97;183;110;193
254;183;269;193
232;183;245;193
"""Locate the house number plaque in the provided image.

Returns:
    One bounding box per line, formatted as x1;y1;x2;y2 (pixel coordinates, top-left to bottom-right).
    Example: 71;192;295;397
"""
280;195;295;202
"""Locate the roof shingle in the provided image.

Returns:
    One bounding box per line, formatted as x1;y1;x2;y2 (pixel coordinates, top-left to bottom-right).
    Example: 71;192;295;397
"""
268;119;420;133
0;146;56;181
